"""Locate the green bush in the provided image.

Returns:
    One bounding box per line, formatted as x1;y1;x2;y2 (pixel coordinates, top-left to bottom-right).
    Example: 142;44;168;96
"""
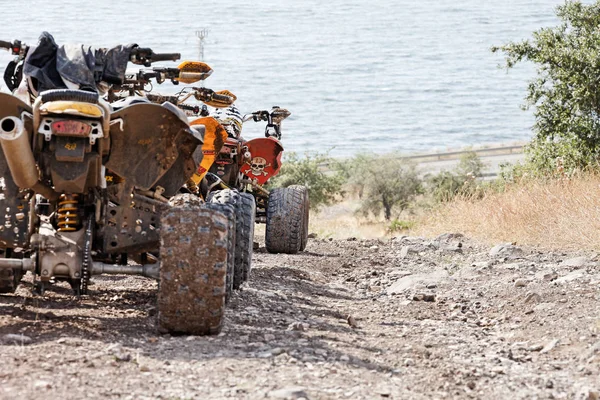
269;151;345;210
427;151;484;202
492;1;600;175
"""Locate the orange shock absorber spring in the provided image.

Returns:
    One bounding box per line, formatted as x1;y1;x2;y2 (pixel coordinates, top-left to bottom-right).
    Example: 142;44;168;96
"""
57;194;81;232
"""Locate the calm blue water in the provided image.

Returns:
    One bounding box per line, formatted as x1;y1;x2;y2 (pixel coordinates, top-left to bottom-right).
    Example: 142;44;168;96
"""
0;0;573;156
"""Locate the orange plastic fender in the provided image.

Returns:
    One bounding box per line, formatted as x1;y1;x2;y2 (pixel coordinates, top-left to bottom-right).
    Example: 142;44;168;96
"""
240;137;284;185
189;116;227;185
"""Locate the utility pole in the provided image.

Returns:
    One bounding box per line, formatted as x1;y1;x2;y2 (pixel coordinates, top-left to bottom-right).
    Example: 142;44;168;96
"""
196;29;209;61
196;29;209;86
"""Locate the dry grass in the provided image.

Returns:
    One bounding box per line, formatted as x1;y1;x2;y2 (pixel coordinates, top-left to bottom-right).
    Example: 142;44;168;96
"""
308;214;388;239
308;197;388;239
253;196;389;240
415;173;600;250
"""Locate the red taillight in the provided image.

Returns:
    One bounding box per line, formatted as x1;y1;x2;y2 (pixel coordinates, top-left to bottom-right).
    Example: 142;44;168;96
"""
51;120;91;137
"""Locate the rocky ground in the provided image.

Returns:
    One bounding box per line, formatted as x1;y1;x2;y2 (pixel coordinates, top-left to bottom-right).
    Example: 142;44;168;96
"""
1;234;600;399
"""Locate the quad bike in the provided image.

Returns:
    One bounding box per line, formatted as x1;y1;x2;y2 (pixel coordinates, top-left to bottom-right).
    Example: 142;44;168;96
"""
208;105;309;255
109;71;255;289
0;34;239;335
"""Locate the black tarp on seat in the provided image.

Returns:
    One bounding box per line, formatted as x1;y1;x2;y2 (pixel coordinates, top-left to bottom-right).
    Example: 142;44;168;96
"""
22;31;134;93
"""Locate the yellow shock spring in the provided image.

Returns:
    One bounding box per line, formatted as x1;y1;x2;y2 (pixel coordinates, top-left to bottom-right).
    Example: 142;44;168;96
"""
57;194;81;232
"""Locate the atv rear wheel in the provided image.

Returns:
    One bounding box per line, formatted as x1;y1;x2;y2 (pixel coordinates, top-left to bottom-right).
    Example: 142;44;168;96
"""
265;187;307;254
289;185;309;251
158;196;231;335
208;190;255;289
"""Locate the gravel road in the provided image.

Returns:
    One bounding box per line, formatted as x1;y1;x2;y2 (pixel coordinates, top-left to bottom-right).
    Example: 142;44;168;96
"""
1;234;600;399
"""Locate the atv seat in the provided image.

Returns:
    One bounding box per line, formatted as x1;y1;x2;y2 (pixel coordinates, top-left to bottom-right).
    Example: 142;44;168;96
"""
110;96;150;111
110;97;189;125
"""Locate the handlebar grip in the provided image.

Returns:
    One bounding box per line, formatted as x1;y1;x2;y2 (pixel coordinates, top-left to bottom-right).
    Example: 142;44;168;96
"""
146;93;179;104
151;53;181;62
130;48;180;65
253;111;269;121
178;103;200;114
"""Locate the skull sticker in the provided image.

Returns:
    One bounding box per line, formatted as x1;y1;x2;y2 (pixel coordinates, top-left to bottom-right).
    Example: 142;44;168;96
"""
248;157;271;176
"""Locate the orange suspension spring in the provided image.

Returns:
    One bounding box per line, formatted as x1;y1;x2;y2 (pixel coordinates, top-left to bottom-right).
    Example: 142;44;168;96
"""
57;194;81;232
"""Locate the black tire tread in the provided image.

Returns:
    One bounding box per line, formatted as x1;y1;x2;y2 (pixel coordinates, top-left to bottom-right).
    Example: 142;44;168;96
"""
40;89;99;104
208;190;255;289
206;202;235;300
288;185;309;251
265;187;305;254
207;190;239;289
237;193;256;283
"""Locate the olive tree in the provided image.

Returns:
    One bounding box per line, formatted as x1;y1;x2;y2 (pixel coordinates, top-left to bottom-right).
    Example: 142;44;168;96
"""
492;1;600;174
347;155;422;221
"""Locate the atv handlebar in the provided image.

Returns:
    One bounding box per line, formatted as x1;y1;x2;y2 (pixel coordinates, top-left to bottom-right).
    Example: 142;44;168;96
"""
0;40;179;64
139;67;180;83
147;52;181;62
244;110;270;123
145;93;179;104
145;93;201;114
0;39;24;55
243;107;290;140
190;87;233;104
129;46;180;67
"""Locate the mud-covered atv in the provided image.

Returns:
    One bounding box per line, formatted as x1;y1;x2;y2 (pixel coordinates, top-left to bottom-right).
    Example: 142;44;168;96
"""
127;78;307;257
106;63;254;291
0;37;237;335
208;106;309;255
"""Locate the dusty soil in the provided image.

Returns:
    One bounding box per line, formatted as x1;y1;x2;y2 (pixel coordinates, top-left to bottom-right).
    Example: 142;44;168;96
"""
2;234;600;399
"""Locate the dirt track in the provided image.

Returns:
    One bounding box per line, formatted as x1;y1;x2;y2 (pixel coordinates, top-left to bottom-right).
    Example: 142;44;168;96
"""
1;235;600;399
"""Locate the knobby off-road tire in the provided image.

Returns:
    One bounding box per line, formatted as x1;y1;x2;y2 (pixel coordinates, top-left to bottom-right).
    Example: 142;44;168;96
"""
207;190;237;293
288;185;309;251
158;194;231;335
237;192;256;284
206;201;235;300
265;187;308;254
208;190;255;289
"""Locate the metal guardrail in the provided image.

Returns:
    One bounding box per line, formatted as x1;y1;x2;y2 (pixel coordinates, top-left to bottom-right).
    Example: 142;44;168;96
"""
318;143;525;183
404;145;524;162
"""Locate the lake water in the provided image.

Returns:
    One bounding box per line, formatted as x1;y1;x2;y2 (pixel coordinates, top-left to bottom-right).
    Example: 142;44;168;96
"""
0;0;572;156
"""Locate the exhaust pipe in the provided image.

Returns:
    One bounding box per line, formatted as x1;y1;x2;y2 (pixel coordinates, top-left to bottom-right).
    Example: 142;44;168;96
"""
0;116;57;200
